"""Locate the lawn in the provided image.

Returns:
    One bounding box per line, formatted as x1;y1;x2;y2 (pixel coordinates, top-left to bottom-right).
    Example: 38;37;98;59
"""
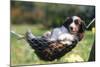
11;24;95;66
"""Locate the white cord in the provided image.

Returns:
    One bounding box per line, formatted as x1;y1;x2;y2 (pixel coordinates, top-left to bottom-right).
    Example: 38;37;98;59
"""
11;31;24;39
86;18;95;29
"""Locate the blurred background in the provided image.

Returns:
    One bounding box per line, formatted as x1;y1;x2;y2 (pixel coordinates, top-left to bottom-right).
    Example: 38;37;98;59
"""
11;1;95;66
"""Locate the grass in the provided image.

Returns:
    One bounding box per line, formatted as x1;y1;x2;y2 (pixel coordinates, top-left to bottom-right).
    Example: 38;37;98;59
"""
11;24;95;66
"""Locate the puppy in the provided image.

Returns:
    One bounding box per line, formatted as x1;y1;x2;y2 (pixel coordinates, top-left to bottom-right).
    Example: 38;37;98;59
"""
42;16;86;45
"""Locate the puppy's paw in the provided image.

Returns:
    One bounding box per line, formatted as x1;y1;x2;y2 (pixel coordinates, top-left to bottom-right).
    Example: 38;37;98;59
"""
58;33;75;45
58;33;74;41
42;31;51;39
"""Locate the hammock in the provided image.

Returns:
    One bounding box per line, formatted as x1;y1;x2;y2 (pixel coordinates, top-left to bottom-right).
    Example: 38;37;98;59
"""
25;31;78;61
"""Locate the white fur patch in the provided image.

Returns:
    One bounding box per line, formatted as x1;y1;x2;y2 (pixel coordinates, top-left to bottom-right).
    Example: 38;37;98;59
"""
58;33;74;45
49;26;68;41
72;16;80;21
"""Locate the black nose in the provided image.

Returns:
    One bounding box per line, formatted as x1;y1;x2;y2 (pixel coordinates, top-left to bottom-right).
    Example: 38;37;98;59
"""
70;27;73;30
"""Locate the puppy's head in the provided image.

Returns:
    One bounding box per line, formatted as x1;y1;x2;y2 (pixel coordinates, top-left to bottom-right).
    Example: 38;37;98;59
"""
63;16;86;41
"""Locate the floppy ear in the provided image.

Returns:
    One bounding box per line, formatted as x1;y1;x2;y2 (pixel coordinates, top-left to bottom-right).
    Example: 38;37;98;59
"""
63;17;73;32
65;17;73;24
78;20;86;41
79;20;86;33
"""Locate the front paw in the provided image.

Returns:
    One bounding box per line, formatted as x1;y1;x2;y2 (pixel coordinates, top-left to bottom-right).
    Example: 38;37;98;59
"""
58;33;75;45
42;31;51;38
58;33;74;41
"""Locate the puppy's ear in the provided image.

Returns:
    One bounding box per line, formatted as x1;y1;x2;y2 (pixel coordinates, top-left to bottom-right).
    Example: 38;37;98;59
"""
79;20;86;33
65;17;73;23
63;17;73;30
78;20;86;41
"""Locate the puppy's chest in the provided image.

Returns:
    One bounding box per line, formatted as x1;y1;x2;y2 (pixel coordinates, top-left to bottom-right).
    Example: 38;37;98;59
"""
50;26;68;41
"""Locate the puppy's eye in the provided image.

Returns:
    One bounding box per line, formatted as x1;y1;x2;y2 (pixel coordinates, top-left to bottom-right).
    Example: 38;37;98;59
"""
74;20;79;25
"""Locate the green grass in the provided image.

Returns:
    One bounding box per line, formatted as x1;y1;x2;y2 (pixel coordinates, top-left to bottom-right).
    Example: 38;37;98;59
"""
11;24;95;66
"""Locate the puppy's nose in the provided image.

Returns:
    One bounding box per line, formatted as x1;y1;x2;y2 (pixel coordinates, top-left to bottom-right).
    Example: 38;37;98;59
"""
70;27;73;31
70;27;77;32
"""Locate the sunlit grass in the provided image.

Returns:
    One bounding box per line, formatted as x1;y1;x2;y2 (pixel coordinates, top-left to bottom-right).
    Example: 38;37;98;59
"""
11;24;95;66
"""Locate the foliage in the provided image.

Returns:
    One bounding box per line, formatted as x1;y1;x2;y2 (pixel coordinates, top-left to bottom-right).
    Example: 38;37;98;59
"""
11;1;95;29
